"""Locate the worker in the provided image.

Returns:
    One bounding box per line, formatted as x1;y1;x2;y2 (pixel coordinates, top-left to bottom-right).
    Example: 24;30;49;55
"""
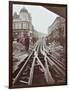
24;35;29;52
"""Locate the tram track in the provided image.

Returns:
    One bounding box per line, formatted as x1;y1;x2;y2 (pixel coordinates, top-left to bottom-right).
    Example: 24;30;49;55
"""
12;38;66;87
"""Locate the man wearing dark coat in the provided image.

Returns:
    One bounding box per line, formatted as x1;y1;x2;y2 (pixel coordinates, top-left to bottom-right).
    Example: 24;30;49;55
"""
24;35;29;51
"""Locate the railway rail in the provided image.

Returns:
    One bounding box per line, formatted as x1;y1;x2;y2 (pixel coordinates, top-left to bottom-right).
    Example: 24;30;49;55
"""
12;38;66;88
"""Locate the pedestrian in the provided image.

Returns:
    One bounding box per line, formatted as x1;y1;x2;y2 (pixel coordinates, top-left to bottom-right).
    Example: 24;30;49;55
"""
24;35;29;52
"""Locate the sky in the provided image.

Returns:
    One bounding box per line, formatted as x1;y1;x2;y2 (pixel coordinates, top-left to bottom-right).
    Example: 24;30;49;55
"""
13;4;59;35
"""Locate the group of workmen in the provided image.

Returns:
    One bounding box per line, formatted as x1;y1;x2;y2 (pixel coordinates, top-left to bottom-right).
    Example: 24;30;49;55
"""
17;35;29;52
17;33;38;52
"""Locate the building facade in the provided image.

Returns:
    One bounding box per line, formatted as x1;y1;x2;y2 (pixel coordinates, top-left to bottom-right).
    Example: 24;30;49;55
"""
13;7;32;41
48;16;65;46
48;17;65;36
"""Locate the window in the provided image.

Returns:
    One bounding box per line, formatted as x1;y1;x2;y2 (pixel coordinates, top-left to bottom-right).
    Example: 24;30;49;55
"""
23;22;28;29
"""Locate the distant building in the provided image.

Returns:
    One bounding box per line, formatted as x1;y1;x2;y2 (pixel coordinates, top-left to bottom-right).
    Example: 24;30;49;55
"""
48;16;65;35
48;16;65;46
13;7;32;40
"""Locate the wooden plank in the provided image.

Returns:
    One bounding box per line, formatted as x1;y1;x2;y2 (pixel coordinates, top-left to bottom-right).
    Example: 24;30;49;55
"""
28;43;40;85
28;57;35;85
43;44;65;70
43;39;65;68
40;45;55;84
13;52;32;85
47;56;65;76
13;41;39;85
19;80;28;84
36;56;49;83
44;57;55;84
13;54;28;73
